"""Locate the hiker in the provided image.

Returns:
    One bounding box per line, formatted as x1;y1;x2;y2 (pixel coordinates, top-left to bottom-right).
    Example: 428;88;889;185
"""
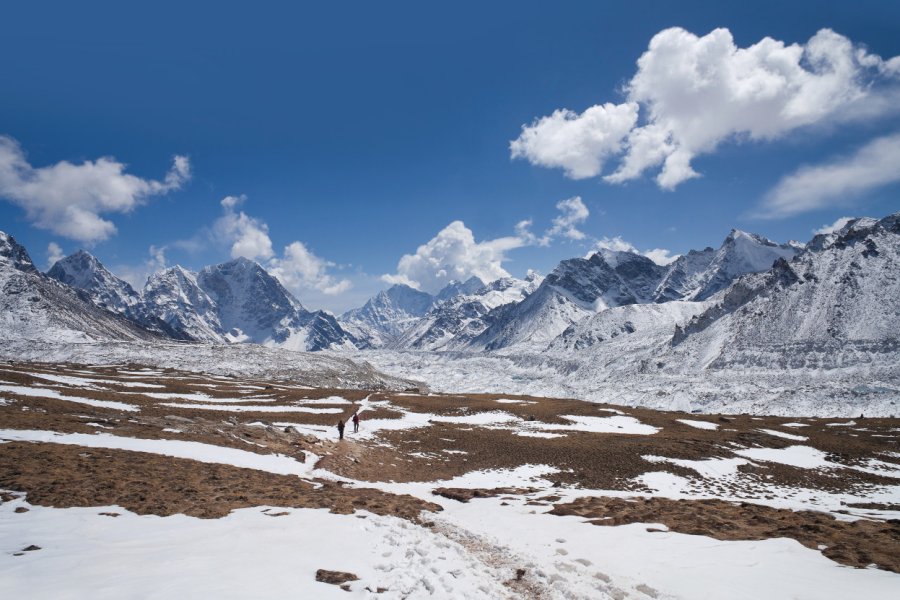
337;419;345;440
352;412;360;433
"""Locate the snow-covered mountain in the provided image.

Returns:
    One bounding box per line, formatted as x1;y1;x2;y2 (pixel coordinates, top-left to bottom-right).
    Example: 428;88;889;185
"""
142;265;224;343
654;230;799;302
434;276;485;303
48;250;141;315
668;212;900;371
470;251;667;351
396;273;543;350
0;232;159;343
550;300;710;351
340;277;493;348
46;250;188;339
340;283;436;348
141;259;358;351
462;229;800;352
197;257;356;351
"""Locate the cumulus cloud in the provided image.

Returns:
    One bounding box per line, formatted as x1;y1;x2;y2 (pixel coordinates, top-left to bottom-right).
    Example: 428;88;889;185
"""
512;28;900;190
643;248;679;266
214;195;275;261
510;103;638;179
546;196;590;241
382;221;528;292
46;242;65;270
590;236;679;266
515;196;592;247
813;216;854;236
759;132;900;218
269;241;352;296
0;135;190;243
383;198;598;291
211;196;351;297
111;244;170;289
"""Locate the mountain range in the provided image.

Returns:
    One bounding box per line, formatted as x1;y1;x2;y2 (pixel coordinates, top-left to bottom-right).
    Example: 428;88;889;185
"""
2;212;897;369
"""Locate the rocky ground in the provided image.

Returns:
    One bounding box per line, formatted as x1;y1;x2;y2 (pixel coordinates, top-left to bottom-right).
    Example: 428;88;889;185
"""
1;360;899;598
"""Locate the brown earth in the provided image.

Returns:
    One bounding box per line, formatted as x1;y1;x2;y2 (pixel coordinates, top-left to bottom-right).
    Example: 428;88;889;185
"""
0;441;439;521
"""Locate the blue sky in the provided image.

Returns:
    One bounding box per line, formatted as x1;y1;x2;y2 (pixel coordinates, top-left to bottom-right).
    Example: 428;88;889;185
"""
2;0;899;312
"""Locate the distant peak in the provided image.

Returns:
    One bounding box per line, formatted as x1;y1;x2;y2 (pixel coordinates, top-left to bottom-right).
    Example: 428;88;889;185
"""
724;228;777;247
165;264;195;278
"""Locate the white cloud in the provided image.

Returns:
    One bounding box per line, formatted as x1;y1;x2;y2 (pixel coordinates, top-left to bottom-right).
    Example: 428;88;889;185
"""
813;217;854;236
546;196;590;241
643;248;679;266
213;195;274;261
512;28;900;190
211;195;351;297
111;244;169;290
516;197;592;247
0;135;190;243
383;199;598;292
510;103;638;179
46;242;64;270
592;236;639;254
760;132;900;218
590;236;679;266
382;221;527;292
269;241;352;296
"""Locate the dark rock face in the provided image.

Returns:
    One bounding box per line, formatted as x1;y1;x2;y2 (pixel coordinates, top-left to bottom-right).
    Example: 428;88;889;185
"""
0;232;38;274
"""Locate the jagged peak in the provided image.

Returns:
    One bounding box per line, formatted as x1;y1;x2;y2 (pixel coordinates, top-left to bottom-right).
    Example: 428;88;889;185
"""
723;228;779;247
50;249;105;273
48;249;136;293
147;264;198;286
210;255;261;271
0;230;38;274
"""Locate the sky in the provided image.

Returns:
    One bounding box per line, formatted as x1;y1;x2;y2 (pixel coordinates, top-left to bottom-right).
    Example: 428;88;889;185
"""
2;0;899;313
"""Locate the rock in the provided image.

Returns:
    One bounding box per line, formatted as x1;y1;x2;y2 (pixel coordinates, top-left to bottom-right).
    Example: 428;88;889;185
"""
164;415;193;424
515;568;527;581
315;569;359;587
22;545;41;552
14;507;29;513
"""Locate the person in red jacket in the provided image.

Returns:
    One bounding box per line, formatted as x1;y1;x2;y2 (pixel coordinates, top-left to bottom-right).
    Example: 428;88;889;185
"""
352;412;360;433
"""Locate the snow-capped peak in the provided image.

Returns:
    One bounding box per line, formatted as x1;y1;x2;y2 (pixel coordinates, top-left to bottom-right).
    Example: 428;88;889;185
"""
435;276;485;302
0;231;38;274
47;250;141;315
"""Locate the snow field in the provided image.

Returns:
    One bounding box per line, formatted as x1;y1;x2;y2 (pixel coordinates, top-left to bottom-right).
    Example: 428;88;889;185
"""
0;497;514;600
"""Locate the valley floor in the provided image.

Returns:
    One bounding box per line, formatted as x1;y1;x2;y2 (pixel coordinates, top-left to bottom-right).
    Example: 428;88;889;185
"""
1;360;899;599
